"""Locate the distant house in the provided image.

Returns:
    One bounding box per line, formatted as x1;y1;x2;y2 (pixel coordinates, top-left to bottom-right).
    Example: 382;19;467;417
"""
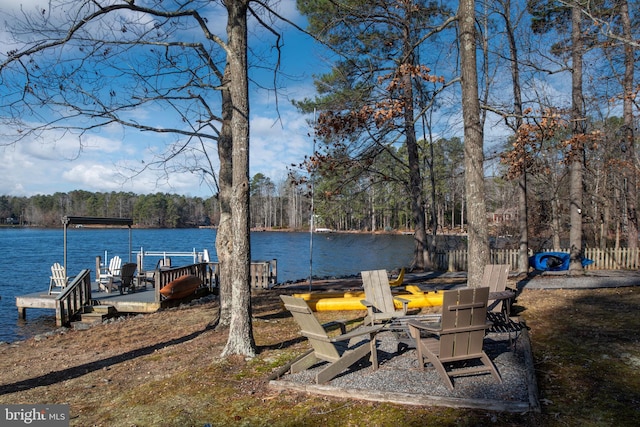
5;217;19;225
489;208;517;223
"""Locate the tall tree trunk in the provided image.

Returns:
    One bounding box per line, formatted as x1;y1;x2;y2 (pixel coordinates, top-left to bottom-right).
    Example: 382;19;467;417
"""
429;140;438;268
407;98;428;270
222;0;256;357
370;190;377;232
568;5;584;274
401;13;428;271
621;0;637;253
552;194;561;250
502;0;529;275
459;0;489;286
216;64;234;329
601;193;609;249
461;196;465;232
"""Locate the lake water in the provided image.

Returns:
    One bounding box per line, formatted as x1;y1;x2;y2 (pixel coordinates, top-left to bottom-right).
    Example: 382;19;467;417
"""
0;228;415;343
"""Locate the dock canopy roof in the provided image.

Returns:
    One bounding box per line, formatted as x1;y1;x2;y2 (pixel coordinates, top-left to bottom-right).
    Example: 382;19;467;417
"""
62;216;133;227
61;216;133;270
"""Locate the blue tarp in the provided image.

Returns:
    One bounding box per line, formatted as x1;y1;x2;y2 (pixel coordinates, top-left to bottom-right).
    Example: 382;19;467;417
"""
529;251;594;271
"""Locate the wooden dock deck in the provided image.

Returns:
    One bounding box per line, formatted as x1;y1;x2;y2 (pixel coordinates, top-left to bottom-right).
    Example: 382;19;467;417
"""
16;262;214;327
16;282;162;322
16;282;160;313
16;258;278;327
90;283;161;312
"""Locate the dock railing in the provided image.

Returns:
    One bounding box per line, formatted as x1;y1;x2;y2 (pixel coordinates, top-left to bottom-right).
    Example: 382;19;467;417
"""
56;269;92;327
250;259;278;289
132;248;277;290
210;259;277;290
154;262;212;302
134;248;206;270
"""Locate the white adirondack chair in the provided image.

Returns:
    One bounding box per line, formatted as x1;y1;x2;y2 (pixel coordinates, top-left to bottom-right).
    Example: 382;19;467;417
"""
98;256;122;293
48;263;69;294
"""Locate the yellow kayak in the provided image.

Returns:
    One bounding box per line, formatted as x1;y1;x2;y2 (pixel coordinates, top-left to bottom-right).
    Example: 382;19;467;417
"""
293;287;443;311
388;268;405;286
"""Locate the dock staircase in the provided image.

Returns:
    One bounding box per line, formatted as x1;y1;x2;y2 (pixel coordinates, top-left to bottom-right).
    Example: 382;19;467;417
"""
72;305;117;329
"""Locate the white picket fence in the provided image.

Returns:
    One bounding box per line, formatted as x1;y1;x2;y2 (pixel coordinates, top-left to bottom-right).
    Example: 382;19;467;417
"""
435;247;640;272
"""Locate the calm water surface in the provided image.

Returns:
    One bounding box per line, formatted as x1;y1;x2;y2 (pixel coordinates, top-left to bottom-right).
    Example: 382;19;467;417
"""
0;228;414;342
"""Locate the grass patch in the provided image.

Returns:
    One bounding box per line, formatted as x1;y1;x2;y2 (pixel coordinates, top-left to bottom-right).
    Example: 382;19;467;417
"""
518;287;640;426
0;286;638;425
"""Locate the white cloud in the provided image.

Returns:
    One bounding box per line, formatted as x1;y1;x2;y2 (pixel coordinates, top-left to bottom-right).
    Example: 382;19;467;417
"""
0;0;323;197
61;164;122;190
0;101;316;197
1;141;75;196
250;110;313;180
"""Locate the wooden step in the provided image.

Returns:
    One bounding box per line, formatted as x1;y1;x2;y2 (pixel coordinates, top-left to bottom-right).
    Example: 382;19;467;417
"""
86;305;116;316
73;305;117;328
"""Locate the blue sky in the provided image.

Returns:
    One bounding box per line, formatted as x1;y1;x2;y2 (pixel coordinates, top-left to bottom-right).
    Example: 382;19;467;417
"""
0;1;582;199
0;0;326;198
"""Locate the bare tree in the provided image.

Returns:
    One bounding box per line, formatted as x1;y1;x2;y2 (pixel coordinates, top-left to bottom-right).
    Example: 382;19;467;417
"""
459;0;489;286
294;0;456;271
222;0;255;356
497;0;530;274
568;4;585;274
216;64;234;330
0;0;262;356
619;0;638;253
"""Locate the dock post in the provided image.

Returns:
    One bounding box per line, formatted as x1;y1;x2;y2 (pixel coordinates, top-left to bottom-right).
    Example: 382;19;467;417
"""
96;256;102;283
137;253;144;272
18;307;26;320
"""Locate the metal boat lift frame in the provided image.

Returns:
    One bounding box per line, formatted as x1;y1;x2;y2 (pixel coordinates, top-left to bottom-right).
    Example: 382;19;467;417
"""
61;216;133;273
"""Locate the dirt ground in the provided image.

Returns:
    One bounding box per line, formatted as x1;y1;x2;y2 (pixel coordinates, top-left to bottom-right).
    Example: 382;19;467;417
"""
0;298;226;395
0;282;638;426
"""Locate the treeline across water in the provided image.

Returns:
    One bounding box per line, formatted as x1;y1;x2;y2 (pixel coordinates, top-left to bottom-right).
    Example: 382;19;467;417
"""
0;178;313;230
0;191;218;228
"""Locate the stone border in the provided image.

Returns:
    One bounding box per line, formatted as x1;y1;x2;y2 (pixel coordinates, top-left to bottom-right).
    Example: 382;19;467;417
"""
269;325;540;413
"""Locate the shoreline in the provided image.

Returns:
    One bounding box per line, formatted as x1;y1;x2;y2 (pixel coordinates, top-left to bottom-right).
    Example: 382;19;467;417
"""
10;269;639;345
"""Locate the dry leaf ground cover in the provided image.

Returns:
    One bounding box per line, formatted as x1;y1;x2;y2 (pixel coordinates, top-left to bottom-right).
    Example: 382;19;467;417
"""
0;282;639;426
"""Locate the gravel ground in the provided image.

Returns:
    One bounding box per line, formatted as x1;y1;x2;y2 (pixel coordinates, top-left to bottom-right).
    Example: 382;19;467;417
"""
270;326;538;412
271;270;633;412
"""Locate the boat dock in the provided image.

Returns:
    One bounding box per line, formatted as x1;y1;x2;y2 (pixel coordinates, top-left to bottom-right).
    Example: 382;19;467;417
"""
15;216;278;328
17;261;214;327
16;258;278;327
16;282;161;318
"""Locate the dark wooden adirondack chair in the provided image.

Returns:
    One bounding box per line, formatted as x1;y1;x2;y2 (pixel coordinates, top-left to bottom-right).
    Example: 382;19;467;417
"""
407;287;502;390
280;295;384;384
482;264;513;316
482;264;523;338
119;263;138;294
360;270;410;326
